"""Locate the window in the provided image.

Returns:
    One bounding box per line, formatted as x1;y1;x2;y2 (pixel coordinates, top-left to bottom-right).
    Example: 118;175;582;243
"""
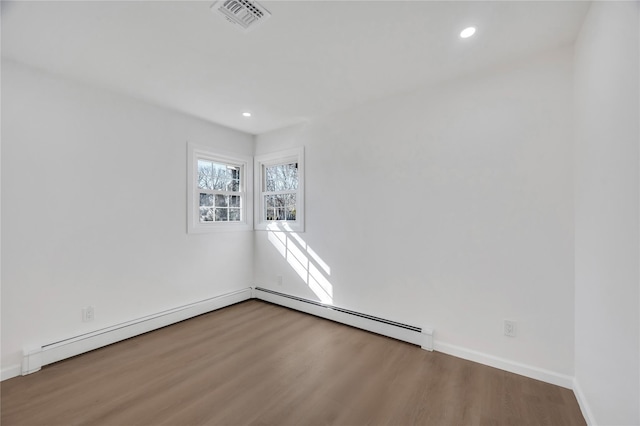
187;143;252;233
264;162;298;221
255;147;304;231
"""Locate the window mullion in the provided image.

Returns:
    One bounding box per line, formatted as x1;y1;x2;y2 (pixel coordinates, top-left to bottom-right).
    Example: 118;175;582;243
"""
263;190;296;196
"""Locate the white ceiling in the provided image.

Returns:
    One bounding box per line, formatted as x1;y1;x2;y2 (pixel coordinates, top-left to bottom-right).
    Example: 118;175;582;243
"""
2;1;589;135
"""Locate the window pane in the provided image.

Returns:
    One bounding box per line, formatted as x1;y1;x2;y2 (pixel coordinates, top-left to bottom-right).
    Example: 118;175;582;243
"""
211;162;230;190
265;163;298;191
265;194;296;208
215;208;228;221
264;193;296;221
286;206;296;221
200;207;215;222
266;195;275;208
198;160;213;189
228;166;240;180
227;179;240;192
215;194;228;207
201;206;242;222
229;195;240;207
199;193;214;207
229;208;241;221
227;166;241;192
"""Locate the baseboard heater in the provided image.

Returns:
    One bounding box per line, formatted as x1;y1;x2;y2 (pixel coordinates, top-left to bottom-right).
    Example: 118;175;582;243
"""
21;288;252;376
19;286;431;377
253;287;433;351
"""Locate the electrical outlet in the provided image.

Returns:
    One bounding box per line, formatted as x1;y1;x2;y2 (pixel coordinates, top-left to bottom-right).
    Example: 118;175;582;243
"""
504;320;517;337
276;275;283;286
82;306;95;322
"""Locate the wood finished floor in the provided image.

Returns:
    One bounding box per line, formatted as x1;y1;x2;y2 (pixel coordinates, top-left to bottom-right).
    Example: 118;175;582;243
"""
1;300;585;426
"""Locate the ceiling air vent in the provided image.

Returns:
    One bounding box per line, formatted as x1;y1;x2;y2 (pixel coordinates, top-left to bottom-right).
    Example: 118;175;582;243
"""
211;0;271;33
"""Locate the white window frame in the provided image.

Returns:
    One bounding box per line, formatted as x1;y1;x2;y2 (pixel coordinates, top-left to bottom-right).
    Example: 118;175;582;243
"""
254;147;304;232
187;142;253;233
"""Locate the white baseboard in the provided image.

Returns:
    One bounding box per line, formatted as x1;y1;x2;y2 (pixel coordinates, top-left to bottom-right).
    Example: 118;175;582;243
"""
17;288;252;378
434;340;574;389
253;287;433;350
1;364;22;381
573;378;596;425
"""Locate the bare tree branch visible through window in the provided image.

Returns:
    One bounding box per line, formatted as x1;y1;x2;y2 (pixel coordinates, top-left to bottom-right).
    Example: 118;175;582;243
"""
265;163;298;221
197;160;242;222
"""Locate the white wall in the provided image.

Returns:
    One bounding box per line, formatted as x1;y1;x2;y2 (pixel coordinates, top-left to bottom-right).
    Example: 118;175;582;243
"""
255;47;575;379
1;60;255;374
574;2;640;425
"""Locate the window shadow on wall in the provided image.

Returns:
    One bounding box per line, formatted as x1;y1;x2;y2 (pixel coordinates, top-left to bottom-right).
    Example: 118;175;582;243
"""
266;223;333;304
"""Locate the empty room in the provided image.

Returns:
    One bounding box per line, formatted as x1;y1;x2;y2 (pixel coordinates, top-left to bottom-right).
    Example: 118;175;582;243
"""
1;1;638;425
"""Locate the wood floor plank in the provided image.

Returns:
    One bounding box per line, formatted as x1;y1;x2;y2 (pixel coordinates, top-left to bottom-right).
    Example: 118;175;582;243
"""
1;300;586;426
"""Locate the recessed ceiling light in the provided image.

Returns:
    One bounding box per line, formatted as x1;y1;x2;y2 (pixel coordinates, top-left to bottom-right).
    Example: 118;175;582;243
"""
460;27;476;39
242;112;252;117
